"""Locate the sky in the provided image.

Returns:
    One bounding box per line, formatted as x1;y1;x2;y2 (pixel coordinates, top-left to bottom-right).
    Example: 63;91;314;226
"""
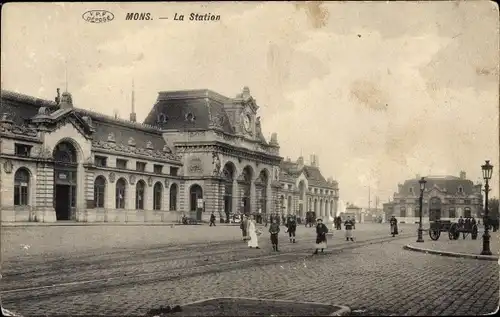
2;1;499;207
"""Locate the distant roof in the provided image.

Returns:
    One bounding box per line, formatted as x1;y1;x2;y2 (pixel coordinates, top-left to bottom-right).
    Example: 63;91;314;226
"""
280;159;337;188
399;175;477;195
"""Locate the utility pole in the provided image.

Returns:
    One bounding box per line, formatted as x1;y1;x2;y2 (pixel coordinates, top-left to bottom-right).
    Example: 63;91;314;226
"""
375;196;379;213
368;186;371;212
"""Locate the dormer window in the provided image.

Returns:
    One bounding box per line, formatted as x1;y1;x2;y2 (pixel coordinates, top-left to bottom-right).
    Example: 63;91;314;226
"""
158;114;168;123
185;113;196;122
458;186;463;193
409;187;414;194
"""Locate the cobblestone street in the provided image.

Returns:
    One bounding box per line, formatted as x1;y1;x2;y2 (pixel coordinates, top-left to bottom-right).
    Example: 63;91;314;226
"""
1;223;498;316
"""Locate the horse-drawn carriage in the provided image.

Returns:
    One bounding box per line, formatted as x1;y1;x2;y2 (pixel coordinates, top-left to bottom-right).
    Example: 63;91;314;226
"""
428;219;478;241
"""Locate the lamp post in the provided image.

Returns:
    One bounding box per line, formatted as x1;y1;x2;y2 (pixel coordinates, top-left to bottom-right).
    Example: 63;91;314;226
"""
417;177;427;243
481;160;493;256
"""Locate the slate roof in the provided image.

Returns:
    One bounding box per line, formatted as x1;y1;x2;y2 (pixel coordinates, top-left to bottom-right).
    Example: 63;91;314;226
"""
399;176;477;195
0;90;58;125
280;159;337;189
143;89;235;134
1;90;177;158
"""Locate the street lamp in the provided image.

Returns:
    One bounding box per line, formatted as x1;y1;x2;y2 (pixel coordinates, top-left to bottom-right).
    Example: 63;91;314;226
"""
481;160;493;255
416;177;427;243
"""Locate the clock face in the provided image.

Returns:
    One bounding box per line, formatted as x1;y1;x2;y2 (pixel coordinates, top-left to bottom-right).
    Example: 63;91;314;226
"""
243;115;251;131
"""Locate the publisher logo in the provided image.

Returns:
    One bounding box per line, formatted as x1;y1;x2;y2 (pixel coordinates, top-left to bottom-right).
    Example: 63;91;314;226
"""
82;10;115;23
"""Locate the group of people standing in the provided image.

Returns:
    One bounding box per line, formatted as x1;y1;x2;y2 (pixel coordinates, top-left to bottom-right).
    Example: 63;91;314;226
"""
241;214;299;251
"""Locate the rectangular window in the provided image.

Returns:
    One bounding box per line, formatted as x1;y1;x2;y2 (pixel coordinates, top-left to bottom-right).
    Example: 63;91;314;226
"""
448;199;455;204
14;185;29;206
154;164;163;174
116;159;128;169
409;187;414;194
136;161;146;172
95;156;107;167
449;207;456;218
288;184;293;190
170;167;179;176
464;199;471;205
14;143;32;157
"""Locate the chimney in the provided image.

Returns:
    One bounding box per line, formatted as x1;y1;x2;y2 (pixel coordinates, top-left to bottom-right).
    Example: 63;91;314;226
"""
130;79;137;123
297;156;304;166
459;171;466;179
416;174;421;179
397;183;403;193
269;132;279;145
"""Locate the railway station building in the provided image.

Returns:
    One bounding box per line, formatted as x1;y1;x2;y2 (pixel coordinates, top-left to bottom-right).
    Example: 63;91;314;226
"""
0;87;339;223
278;155;339;221
383;173;483;224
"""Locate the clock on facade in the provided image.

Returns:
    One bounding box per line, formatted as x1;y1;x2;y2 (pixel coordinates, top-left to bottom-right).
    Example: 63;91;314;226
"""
243;115;251;132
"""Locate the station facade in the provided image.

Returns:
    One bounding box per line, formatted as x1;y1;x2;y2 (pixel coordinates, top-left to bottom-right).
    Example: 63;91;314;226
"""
0;87;340;223
383;173;483;224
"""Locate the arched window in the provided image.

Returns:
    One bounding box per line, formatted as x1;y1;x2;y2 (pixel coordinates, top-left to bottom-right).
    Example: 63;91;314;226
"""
153;182;163;210
169;183;178;211
116;178;126;209
136;180;145;210
94;176;106;208
14;168;30;206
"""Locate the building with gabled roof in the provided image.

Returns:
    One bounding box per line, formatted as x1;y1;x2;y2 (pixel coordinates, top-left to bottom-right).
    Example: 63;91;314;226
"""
0;86;285;223
278;155;339;221
383;172;483;224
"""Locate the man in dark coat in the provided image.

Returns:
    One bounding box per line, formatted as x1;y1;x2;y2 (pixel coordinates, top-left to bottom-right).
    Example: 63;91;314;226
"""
313;218;329;254
209;212;216;226
390;215;398;237
269;218;281;251
286;215;297;243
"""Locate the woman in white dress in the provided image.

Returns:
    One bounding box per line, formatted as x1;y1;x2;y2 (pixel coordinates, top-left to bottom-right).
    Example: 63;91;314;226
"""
247;215;260;249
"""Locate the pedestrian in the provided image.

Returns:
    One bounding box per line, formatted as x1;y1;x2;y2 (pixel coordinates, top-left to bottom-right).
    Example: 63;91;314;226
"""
269;218;280;251
247;215;260;249
344;216;355;241
313;218;329;254
389;215;398;237
209;212;216;227
240;215;249;241
286;215;297;243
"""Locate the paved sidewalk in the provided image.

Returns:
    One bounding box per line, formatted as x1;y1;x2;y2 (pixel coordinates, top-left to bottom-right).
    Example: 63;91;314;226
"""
404;230;499;261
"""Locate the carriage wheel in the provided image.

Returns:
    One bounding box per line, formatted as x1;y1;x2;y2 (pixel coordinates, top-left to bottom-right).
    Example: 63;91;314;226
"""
471;224;478;240
429;229;440;241
449;223;459;240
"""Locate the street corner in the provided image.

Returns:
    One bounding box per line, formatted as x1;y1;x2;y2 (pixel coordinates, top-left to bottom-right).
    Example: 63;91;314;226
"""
403;244;499;261
159;297;351;316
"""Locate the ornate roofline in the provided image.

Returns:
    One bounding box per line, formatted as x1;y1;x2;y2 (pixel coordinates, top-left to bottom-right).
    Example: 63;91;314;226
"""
157;89;232;104
1;90;58;108
0;89;164;134
76;108;162;133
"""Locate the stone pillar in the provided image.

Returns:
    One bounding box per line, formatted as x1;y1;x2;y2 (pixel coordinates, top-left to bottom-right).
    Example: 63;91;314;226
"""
250;180;256;214
179;182;186;213
35;162;56;222
266;183;272;215
232;180;238;214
